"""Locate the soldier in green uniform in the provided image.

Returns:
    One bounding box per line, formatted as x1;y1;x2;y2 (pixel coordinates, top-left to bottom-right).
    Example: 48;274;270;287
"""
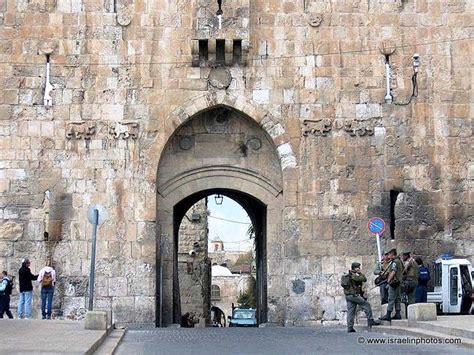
343;262;381;333
401;251;419;306
380;249;403;321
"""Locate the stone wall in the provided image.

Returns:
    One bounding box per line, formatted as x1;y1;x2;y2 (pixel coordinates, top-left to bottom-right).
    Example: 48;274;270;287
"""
0;0;472;324
177;198;210;324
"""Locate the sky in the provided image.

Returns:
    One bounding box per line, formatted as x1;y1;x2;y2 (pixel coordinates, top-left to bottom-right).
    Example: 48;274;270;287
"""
207;194;253;252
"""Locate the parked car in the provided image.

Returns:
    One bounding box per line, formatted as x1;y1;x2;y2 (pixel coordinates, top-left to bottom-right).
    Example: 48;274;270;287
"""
228;307;257;327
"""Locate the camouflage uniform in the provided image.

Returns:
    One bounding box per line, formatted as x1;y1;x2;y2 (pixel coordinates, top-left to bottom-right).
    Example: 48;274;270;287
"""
344;263;379;331
403;257;419;305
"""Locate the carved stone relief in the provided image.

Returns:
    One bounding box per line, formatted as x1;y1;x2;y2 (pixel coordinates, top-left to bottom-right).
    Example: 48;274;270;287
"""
109;122;139;139
66;122;96;140
302;118;377;137
302;118;332;136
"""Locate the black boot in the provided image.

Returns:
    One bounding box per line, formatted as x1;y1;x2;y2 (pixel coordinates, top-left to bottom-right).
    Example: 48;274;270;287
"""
392;311;402;320
368;319;381;326
347;327;356;333
379;311;391;322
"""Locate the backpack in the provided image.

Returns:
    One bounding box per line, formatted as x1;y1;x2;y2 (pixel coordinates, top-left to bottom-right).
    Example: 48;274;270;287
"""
0;278;12;295
42;271;53;288
340;273;351;289
418;266;430;282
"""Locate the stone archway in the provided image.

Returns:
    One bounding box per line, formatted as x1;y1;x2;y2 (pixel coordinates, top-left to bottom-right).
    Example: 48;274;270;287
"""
156;105;284;326
145;91;297;174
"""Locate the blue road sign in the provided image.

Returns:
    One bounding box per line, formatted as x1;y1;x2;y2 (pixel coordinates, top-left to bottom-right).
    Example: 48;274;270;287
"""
368;217;386;235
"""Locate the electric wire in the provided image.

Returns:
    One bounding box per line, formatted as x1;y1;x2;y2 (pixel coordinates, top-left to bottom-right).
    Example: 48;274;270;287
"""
208;215;251;225
0;35;471;67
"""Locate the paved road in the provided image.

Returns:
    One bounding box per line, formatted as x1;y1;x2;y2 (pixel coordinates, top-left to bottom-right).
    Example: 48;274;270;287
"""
116;326;470;355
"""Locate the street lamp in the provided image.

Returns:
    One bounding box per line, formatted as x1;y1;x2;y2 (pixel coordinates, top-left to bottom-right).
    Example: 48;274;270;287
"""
214;194;223;205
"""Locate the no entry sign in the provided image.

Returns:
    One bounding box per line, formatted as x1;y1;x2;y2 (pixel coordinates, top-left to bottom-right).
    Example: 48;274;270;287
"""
368;217;386;235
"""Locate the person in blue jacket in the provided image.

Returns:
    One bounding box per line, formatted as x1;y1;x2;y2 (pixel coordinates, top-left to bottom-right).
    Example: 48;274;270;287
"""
415;257;430;303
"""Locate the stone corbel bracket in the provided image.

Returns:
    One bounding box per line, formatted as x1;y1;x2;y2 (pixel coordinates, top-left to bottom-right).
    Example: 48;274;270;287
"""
66;122;96;140
109;122;139;139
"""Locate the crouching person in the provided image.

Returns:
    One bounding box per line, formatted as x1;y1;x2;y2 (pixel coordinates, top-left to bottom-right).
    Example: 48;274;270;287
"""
341;262;381;333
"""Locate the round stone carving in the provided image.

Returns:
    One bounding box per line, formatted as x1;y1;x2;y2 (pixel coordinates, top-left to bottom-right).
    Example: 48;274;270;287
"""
292;279;305;294
208;67;232;90
308;14;323;27
117;5;133;27
179;136;193;150
246;137;262;151
385;135;396;147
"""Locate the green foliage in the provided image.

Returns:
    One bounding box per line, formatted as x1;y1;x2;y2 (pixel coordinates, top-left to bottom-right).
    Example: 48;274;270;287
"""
237;287;257;308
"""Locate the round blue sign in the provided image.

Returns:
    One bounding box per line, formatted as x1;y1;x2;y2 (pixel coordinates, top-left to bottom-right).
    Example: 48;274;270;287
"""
368;217;385;235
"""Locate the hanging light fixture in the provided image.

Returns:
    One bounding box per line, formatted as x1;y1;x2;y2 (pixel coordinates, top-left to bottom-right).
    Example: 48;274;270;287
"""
214;194;223;205
216;0;223;29
216;0;223;16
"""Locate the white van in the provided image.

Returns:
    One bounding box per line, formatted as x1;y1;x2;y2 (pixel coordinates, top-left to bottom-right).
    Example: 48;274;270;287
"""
427;257;473;314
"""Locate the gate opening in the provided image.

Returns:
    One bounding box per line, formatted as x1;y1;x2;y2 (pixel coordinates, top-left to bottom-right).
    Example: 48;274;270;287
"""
173;189;267;326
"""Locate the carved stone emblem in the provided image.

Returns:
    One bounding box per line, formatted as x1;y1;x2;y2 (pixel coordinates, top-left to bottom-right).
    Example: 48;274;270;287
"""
302;118;332;136
308;14;323;27
246;137;262;151
208;67;232;90
179;136;193;150
109;122;139;139
117;2;134;27
66;122;96;140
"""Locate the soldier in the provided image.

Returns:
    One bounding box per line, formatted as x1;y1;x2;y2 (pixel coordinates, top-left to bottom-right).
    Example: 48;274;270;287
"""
379;248;403;321
374;251;390;304
401;251;419;306
342;262;380;333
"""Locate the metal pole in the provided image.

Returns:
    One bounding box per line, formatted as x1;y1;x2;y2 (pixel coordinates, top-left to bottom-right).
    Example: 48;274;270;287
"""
376;233;382;262
159;237;163;327
88;209;99;311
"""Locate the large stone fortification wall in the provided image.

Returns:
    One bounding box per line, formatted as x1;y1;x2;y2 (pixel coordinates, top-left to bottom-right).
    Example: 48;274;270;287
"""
0;0;472;324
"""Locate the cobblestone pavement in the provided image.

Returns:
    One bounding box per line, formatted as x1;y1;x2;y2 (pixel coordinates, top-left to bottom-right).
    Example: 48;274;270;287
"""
116;326;470;355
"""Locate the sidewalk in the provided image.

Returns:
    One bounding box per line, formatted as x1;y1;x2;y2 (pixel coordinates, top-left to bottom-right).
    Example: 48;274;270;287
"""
355;315;474;349
0;319;108;355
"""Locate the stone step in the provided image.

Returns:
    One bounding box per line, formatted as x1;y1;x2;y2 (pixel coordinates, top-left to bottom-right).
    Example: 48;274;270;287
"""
415;321;474;340
354;324;474;349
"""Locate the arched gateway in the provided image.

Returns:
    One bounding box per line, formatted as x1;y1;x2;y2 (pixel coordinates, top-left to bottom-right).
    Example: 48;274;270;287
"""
155;98;291;326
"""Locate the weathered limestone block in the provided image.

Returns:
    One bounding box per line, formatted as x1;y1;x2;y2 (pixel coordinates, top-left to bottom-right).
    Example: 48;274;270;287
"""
0;221;24;241
85;311;108;330
407;303;437;324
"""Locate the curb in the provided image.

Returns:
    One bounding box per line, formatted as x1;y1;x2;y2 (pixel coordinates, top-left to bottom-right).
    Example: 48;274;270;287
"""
86;326;114;355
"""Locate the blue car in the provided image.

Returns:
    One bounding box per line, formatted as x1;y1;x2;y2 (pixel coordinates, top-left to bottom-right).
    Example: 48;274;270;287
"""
228;308;257;327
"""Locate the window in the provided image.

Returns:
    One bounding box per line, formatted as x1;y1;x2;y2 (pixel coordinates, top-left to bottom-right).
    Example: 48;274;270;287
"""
233;40;242;63
211;285;221;301
216;39;225;64
450;267;458;306
434;263;442;287
389;190;401;239
199;40;208;66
